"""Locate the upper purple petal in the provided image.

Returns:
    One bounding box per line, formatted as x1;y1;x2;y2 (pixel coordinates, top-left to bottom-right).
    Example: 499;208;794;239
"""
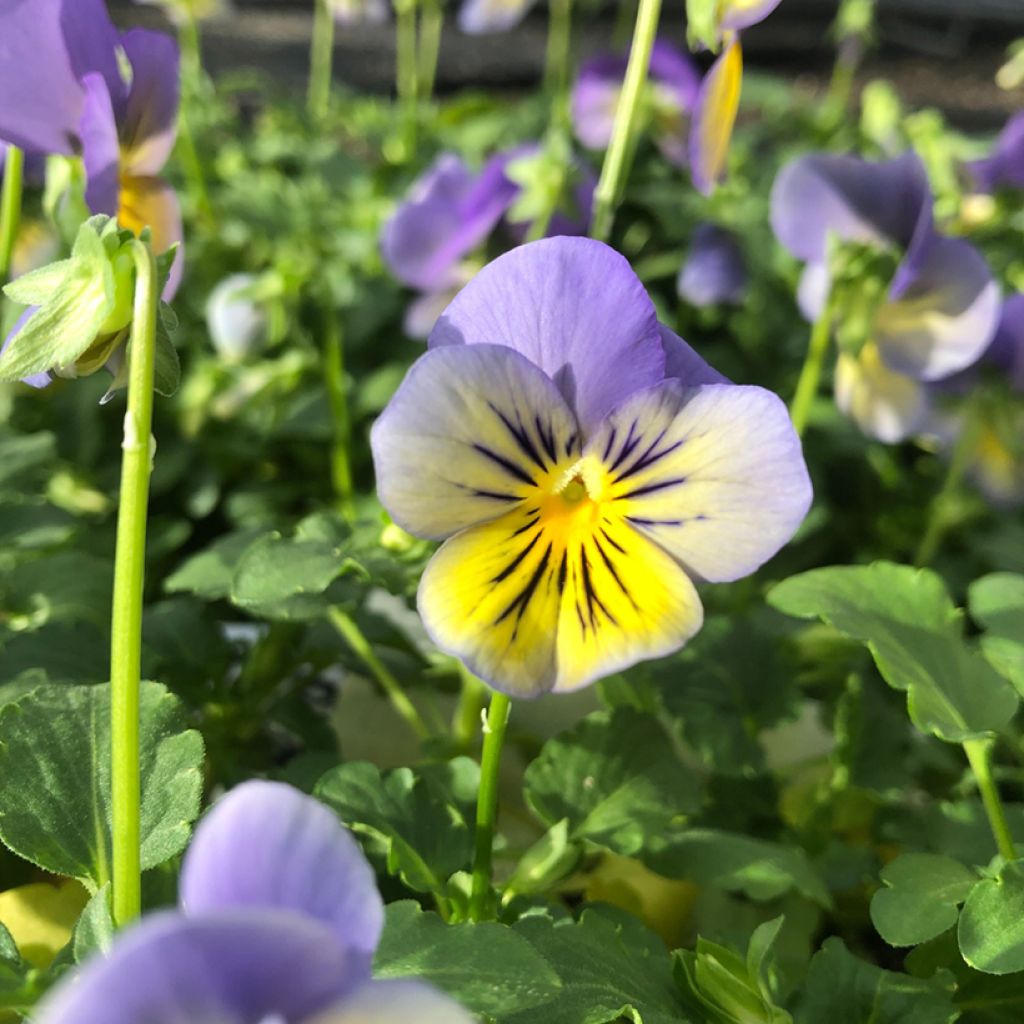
429;236;666;434
0;0;83;154
381;153;518;291
79;73;120;217
180;781;384;968
34;910;358;1024
660;324;730;385
718;0;783;31
59;0;127;118
677;223;748;306
770;152;932;264
648;39;701;108
119;29;181;176
969;112;1024;194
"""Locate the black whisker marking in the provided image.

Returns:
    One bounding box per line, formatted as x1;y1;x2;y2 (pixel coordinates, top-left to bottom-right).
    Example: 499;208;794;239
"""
511;516;540;536
491;532;541;583
488;403;548;472
472;443;535;487
619;476;688;500
580;545;617;628
557;550;568;594
535;415;558;463
614;437;685;484
602;427;618;462
593;535;637;609
608;421;643;473
626;515;683;527
599;527;627;553
471;488;519;502
495;542;552;627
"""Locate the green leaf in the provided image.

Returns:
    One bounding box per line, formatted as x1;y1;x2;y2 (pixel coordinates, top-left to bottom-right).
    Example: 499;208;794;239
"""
504;819;580;899
524;708;702;856
0;431;57;492
796;938;959;1023
3;259;73;305
315;759;477;895
768;562;1018;742
0;682;204;887
646;829;832;908
152;310;181;397
958;861;1024;975
164;529;265;601
505;906;691;1024
970;574;1024;696
0;221;115;382
72;885;114;965
2;551;113;630
870;853;976;947
0;623;109;685
0;919;29;999
374;901;562;1017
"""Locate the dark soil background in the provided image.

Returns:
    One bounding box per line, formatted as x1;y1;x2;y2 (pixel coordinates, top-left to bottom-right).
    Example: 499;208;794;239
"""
111;0;1024;129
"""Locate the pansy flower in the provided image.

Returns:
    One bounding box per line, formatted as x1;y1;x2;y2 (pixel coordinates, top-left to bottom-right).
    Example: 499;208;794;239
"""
771;151;1000;442
688;0;782;195
968;111;1024;195
571;41;701;169
677;223;747;306
0;0;183;296
371;237;811;697
36;781;474;1023
328;0;390;25
458;0;536;34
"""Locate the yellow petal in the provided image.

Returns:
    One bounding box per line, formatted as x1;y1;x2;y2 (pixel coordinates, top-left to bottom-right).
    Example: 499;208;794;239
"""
0;880;89;970
690;38;743;195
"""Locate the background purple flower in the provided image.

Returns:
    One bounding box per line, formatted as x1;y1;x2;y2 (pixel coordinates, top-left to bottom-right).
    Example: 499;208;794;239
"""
969;112;1024;194
36;781;473;1024
677;224;748;306
457;0;537;34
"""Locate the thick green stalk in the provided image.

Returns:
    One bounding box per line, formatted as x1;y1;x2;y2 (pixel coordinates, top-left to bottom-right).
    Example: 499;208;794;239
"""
453;664;487;750
963;738;1017;863
589;0;661;242
469;690;511;921
175;109;215;229
110;240;159;928
417;0;443;99
0;144;24;284
789;298;833;438
914;397;981;566
543;0;573;99
321;307;354;517
327;607;431;741
395;0;419;153
308;0;336;119
179;10;204;86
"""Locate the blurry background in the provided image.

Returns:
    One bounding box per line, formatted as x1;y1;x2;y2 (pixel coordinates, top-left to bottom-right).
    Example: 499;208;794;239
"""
110;0;1024;127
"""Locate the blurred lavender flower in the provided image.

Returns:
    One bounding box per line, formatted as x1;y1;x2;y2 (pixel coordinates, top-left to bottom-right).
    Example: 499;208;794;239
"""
571;41;700;168
206;273;269;362
329;0;389;26
36;781;474;1024
771;151;1000;442
0;0;183;294
458;0;537;34
677;224;747;306
688;1;781;195
968;112;1024;194
372;236;811;697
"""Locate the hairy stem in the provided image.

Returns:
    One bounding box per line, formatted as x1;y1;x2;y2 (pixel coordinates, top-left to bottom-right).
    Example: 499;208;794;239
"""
469;690;511;921
417;0;443;99
110;240;159;928
963;738;1017;863
789;298;833;438
308;0;336;119
543;0;573;99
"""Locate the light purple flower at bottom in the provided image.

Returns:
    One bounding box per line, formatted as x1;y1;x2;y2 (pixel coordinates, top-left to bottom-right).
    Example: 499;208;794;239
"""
35;781;473;1024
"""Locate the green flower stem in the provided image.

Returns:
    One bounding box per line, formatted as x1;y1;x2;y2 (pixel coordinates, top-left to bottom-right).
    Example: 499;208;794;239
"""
543;0;573;99
589;0;661;242
453;664;487;750
469;690;511;921
308;0;336;119
914;396;982;567
963;738;1017;863
789;297;834;438
179;11;204;87
327;607;431;741
321;307;354;518
417;0;443;100
110;239;159;929
0;143;24;285
175;108;214;229
395;0;419;153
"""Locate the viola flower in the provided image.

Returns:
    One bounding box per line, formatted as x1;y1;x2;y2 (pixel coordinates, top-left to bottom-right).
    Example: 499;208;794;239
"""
329;0;390;25
458;0;536;35
771;151;1000;442
968;111;1024;194
371;237;811;697
0;0;183;295
571;41;701;168
35;781;474;1024
688;1;782;195
677;223;747;306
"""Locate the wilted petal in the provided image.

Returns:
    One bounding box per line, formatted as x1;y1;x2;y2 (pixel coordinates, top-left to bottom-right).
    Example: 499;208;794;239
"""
118;174;184;298
180;781;384;967
677;223;747;306
371;344;580;540
770;151;930;263
457;0;537;34
659;324;729;385
0;0;83;154
119;29;180;176
381;153;516;291
689;39;743;196
307;981;476;1024
430;237;665;433
718;0;783;31
835;342;928;443
969;112;1024;194
418;477;704;697
79;73;120;217
877;231;1000;381
585;380;812;582
34;910;358;1024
